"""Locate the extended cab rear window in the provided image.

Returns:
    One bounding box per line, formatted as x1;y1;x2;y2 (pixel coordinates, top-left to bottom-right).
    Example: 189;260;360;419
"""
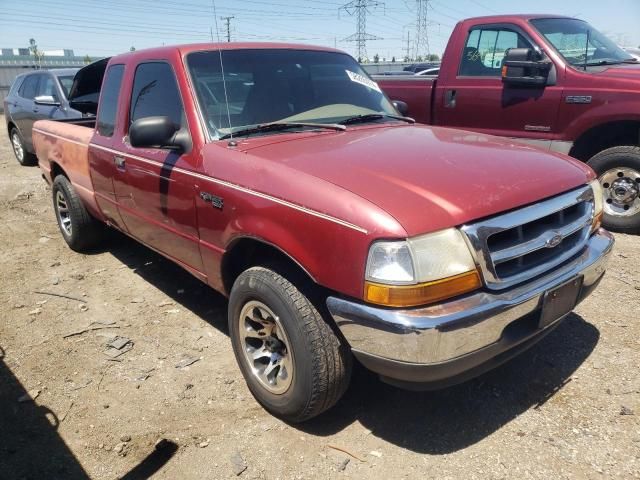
96;64;125;137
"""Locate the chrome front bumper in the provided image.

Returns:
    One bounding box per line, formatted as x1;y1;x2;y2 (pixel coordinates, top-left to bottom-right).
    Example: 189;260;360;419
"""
327;229;614;388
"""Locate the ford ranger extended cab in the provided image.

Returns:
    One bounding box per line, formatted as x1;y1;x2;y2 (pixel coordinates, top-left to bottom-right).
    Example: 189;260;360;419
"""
377;15;640;233
33;43;613;421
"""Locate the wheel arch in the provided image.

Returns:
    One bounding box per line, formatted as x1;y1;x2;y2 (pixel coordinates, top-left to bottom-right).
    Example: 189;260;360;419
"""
50;161;69;180
569;120;640;162
221;236;320;297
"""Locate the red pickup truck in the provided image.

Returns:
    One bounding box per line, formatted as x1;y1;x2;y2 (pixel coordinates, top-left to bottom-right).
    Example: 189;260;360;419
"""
377;15;640;233
33;43;613;421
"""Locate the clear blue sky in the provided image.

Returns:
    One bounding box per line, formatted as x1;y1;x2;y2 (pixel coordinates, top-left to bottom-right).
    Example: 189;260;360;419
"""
0;0;638;60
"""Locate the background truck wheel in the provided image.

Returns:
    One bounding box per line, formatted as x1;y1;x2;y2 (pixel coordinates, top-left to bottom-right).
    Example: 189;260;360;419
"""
588;146;640;234
10;128;36;166
52;175;103;252
228;266;351;422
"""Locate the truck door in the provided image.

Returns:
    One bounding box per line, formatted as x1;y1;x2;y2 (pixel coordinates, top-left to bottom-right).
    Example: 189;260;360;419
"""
436;24;562;143
112;61;204;276
88;63;129;230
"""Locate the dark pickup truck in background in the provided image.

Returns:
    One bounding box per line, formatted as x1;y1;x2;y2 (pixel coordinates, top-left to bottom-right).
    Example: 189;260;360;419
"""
377;15;640;233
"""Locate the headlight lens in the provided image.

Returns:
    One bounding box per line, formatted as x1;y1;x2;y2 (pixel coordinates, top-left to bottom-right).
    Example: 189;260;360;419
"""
366;241;415;284
364;228;481;307
589;179;604;232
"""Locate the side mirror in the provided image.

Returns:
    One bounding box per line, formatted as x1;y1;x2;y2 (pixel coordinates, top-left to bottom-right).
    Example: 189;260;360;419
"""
392;100;409;116
34;95;61;106
129;116;187;151
501;47;552;87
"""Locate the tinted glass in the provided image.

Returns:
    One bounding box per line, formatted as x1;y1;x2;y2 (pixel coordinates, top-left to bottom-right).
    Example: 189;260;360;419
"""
187;49;396;137
57;76;74;98
460;27;531;76
96;64;125;137
37;75;57;98
19;75;39;99
130;62;184;128
531;18;634;67
9;76;25;96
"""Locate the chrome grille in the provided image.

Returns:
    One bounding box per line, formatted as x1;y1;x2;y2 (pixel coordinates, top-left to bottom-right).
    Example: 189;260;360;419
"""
462;186;594;290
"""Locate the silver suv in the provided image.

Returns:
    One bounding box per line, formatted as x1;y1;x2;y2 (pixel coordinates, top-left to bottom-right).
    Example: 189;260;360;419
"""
4;69;80;165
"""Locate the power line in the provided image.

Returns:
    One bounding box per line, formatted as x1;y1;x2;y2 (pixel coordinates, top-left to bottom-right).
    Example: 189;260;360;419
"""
413;0;430;59
340;0;384;61
220;16;234;42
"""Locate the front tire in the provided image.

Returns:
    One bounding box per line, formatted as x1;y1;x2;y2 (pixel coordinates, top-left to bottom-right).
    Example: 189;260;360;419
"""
228;267;351;422
588;146;640;234
10;128;36;166
52;175;103;252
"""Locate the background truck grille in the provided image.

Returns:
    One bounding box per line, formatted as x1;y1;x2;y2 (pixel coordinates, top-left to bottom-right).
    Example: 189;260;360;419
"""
461;186;594;290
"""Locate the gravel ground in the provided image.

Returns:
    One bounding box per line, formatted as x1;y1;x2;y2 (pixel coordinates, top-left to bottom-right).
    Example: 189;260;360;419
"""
0;115;639;479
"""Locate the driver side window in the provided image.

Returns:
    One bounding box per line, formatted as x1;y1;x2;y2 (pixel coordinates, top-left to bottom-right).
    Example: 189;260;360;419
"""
459;27;531;76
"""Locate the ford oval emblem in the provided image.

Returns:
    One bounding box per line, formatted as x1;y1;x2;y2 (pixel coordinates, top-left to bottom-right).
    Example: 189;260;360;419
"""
545;232;563;248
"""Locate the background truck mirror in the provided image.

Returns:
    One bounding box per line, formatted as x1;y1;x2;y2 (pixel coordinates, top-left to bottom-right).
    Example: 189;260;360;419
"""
392;100;409;116
502;47;552;87
34;95;61;106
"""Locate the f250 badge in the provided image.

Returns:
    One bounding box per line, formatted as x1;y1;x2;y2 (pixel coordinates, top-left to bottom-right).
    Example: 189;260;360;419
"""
565;95;592;104
200;191;224;210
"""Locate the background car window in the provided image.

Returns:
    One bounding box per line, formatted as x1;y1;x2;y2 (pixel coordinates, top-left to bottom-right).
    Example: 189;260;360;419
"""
130;62;185;128
37;76;57;99
460;27;530;76
57;76;74;98
18;75;39;99
96;64;125;137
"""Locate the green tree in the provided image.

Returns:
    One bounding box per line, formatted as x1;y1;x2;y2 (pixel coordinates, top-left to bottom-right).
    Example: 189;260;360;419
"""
373;53;380;63
391;56;396;62
427;53;440;62
130;46;136;52
83;54;92;64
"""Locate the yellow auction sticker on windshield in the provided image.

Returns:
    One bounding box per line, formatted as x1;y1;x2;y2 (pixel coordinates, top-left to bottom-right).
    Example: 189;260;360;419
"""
345;70;381;93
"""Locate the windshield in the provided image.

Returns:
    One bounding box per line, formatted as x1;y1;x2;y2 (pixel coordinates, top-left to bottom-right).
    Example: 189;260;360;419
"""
57;75;74;98
186;49;396;138
531;18;634;67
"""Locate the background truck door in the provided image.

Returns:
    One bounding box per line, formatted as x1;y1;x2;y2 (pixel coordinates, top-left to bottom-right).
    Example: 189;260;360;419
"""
435;24;562;141
112;61;204;276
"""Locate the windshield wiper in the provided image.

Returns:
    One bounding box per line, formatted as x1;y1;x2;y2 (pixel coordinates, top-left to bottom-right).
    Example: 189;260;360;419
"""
219;121;345;140
338;113;415;125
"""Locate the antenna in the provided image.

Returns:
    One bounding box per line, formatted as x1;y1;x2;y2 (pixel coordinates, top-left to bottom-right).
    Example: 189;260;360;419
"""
211;0;233;140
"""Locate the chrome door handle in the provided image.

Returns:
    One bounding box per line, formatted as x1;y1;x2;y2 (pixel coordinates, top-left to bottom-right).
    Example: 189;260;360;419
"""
114;155;126;170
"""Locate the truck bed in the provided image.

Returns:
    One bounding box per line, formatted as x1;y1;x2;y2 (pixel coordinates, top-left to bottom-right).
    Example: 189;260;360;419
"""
32;119;102;220
374;76;435;124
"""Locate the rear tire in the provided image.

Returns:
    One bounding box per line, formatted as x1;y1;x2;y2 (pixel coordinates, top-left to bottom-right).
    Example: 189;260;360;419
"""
588;146;640;234
52;175;103;252
10;128;36;166
228;267;351;422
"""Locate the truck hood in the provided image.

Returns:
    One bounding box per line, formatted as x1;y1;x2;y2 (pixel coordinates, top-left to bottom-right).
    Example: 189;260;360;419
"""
236;124;594;236
593;63;640;81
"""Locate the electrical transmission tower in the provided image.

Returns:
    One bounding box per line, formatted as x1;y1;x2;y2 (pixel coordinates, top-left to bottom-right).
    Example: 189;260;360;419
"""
340;0;383;61
220;16;234;42
413;0;430;60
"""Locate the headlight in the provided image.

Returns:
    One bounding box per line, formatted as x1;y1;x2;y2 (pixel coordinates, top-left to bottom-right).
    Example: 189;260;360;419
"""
364;228;481;307
589;179;603;232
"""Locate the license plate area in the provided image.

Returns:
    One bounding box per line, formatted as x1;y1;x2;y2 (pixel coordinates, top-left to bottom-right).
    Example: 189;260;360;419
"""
539;276;583;329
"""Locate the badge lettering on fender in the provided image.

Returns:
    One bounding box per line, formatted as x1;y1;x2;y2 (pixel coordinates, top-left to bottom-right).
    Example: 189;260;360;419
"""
565;95;592;104
200;191;224;210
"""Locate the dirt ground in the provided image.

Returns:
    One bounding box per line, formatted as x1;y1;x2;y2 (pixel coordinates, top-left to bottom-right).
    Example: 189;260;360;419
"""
0;115;639;480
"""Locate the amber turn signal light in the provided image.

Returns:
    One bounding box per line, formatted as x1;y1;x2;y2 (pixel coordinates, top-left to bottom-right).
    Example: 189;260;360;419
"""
364;270;482;308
